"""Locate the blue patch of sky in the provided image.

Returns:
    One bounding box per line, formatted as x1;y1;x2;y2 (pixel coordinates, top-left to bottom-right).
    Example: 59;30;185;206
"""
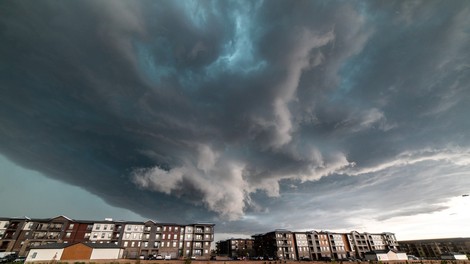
329;53;370;102
329;2;376;103
177;0;213;30
134;39;176;85
204;1;266;77
0;154;145;221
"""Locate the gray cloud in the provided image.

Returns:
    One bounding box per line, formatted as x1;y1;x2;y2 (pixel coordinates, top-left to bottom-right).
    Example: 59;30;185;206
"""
1;0;470;235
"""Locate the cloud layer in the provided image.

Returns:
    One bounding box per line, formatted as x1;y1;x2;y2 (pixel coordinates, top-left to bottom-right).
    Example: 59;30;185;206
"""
1;0;470;235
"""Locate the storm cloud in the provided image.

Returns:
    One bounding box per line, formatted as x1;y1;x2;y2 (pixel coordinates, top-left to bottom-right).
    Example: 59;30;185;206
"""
1;0;470;235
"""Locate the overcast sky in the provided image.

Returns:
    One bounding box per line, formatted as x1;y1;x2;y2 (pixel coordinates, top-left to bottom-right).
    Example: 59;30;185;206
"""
1;0;470;241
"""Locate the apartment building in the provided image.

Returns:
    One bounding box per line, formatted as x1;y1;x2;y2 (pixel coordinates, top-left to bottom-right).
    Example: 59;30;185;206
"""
252;230;297;260
182;224;214;259
248;230;398;261
216;238;254;258
0;216;214;260
399;238;470;259
294;232;309;260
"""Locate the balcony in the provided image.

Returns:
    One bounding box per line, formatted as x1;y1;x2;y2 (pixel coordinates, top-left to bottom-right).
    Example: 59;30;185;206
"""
7;224;19;230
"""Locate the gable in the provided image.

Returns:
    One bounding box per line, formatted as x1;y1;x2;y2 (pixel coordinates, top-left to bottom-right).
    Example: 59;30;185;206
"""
49;215;73;222
61;243;93;260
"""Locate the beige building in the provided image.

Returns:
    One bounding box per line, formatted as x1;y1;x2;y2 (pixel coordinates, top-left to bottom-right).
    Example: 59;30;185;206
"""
26;242;123;262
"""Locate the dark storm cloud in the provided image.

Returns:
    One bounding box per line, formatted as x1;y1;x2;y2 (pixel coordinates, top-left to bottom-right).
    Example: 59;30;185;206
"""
1;0;470;233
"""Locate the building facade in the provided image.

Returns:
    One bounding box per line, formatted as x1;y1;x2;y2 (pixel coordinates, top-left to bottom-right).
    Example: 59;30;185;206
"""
399;238;470;259
216;238;254;259
0;216;214;260
252;230;297;260
249;230;399;261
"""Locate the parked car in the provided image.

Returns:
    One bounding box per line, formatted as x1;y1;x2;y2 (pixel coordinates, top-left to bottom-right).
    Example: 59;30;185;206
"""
156;255;164;260
13;257;26;262
1;254;18;263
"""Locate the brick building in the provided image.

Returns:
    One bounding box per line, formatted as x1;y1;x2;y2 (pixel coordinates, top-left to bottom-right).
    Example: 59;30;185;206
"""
0;215;214;260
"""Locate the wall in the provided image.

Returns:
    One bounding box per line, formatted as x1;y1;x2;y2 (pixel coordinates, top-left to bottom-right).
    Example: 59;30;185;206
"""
61;243;92;260
26;248;63;262
90;248;122;260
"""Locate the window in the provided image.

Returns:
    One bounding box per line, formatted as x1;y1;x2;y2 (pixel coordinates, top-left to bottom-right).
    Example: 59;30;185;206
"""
163;226;167;231
145;234;150;239
108;233;112;239
172;241;177;247
65;232;71;238
124;241;128;247
144;242;148;247
101;233;105;238
96;224;101;230
175;227;179;231
69;224;74;229
93;233;98;238
173;234;177;239
138;242;141;247
31;252;37;259
85;233;91;238
103;225;107;230
131;241;135;247
163;234;166;239
156;234;160;239
169;226;172;231
125;233;130;239
133;233;137;239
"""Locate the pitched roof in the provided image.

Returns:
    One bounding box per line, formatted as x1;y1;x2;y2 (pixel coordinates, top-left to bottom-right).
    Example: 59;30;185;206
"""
32;243;70;249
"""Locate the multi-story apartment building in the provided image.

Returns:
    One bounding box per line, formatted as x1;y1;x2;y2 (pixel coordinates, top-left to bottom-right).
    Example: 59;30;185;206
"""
182;224;214;259
0;216;214;260
216;238;254;258
252;230;297;260
399;238;470;259
249;230;398;261
294;232;310;260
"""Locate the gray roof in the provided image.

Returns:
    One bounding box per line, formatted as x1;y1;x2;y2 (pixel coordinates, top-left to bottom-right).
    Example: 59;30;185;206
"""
31;242;122;250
